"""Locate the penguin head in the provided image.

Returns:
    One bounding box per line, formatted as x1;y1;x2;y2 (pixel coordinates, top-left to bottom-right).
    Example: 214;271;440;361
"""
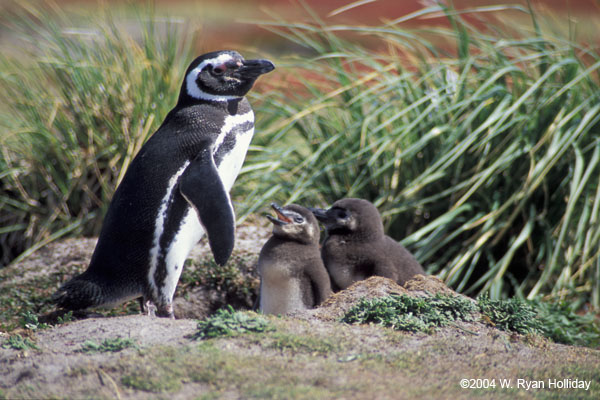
266;203;320;244
310;198;384;238
179;50;275;104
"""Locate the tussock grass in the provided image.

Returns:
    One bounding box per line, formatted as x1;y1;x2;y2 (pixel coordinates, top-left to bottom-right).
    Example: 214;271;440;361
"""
1;2;599;315
0;4;195;265
240;3;600;307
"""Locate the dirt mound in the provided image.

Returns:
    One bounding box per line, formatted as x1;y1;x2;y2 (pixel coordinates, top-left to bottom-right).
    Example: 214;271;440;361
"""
403;274;460;296
310;275;464;321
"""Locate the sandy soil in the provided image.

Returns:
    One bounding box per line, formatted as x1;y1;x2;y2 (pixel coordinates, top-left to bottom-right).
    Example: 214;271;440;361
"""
1;223;599;399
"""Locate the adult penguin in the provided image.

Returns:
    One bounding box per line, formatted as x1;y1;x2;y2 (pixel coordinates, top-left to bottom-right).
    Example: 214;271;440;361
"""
53;51;274;318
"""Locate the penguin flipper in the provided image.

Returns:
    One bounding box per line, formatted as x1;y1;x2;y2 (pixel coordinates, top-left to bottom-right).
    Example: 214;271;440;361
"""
254;280;262;312
305;262;333;306
180;147;235;266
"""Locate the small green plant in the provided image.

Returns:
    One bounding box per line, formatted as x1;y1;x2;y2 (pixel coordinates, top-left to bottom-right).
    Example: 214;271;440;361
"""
193;306;273;340
2;334;38;350
344;293;598;346
530;299;600;347
0;269;84;332
19;311;49;331
179;256;259;309
477;296;542;335
341;294;477;333
56;311;74;324
77;337;138;353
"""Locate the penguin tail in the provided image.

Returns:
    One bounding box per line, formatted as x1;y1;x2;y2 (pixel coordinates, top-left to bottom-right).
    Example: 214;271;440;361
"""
51;275;106;311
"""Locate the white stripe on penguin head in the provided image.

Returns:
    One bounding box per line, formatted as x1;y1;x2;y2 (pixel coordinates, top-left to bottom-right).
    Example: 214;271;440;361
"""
185;53;240;102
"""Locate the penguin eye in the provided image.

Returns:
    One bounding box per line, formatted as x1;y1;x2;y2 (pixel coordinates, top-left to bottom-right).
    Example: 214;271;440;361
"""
293;216;304;224
338;210;350;219
212;64;226;75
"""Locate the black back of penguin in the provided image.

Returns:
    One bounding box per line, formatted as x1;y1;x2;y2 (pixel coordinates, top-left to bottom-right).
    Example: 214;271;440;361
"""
52;51;274;317
311;198;425;291
258;204;332;314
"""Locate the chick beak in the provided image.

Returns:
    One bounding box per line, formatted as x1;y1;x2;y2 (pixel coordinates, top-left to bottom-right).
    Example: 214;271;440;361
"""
266;202;292;226
307;206;329;223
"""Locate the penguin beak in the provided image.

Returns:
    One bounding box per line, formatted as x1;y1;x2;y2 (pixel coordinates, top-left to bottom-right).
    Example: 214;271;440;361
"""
307;207;329;223
266;203;292;226
239;59;275;78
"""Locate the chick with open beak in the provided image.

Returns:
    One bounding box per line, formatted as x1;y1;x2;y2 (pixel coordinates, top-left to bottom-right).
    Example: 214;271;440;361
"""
257;203;332;314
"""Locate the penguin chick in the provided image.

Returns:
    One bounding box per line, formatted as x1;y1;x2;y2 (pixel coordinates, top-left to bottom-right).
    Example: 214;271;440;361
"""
52;50;274;318
258;203;332;315
310;198;425;291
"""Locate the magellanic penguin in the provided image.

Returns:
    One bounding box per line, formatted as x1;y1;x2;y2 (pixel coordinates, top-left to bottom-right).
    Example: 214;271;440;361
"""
258;203;332;315
52;50;274;318
310;198;425;291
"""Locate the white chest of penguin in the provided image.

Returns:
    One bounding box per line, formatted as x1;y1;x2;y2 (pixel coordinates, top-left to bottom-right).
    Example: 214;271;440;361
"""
259;258;305;314
148;110;255;301
214;110;255;190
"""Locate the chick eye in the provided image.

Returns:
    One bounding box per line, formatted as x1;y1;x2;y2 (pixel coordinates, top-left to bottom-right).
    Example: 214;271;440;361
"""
338;210;350;219
294;216;304;223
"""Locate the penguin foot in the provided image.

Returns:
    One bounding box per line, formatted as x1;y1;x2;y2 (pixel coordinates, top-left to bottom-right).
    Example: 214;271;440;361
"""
145;300;157;317
156;304;175;319
142;299;173;318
